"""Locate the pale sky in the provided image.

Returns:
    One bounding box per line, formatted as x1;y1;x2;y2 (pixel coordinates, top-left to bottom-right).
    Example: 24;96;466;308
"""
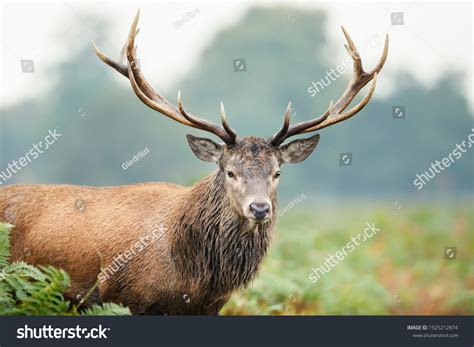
1;0;473;109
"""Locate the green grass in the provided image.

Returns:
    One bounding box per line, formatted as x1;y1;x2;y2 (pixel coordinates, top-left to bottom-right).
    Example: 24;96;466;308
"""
221;203;474;315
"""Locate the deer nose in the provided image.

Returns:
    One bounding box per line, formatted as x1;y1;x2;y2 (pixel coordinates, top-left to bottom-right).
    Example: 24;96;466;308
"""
249;202;271;220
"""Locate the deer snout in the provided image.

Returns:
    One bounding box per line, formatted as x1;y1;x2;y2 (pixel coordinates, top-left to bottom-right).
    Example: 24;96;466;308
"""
249;202;271;220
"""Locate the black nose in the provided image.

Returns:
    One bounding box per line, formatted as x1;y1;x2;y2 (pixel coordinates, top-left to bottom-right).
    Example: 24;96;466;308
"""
249;202;270;220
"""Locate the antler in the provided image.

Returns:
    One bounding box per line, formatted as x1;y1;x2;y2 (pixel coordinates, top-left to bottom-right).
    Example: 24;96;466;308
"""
92;10;237;145
270;27;389;146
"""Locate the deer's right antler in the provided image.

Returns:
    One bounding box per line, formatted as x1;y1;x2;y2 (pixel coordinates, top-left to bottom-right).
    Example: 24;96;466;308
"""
92;10;237;145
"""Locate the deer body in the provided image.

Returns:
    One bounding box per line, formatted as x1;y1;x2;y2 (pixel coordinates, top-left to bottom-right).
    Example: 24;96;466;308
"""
1;169;274;314
0;10;388;315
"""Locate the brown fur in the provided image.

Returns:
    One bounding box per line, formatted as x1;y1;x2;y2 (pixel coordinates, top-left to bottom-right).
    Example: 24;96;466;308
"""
0;137;287;315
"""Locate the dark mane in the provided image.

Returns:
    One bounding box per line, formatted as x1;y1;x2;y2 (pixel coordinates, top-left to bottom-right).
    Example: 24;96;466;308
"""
171;171;275;299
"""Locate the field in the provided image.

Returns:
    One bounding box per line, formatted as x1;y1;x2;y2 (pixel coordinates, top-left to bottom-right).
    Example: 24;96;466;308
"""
221;203;474;315
1;202;472;316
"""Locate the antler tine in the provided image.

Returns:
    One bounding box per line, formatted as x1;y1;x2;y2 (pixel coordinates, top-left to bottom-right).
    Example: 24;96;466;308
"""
270;102;331;146
271;27;388;145
341;26;363;74
220;102;238;141
93;10;237;145
269;102;292;146
302;74;378;133
120;27;139;62
92;41;129;78
117;12;195;130
303;31;388;133
176;91;236;144
92;20;140;77
368;34;389;76
93;21;161;103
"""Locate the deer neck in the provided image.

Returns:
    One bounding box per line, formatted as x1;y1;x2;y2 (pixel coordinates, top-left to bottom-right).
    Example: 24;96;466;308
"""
171;171;275;296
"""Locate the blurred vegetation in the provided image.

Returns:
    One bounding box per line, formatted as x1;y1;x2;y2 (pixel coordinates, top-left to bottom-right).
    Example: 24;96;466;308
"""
222;204;474;315
0;224;130;315
0;7;472;199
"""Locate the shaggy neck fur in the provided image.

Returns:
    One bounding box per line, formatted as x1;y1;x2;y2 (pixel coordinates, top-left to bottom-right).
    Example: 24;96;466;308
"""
171;171;276;297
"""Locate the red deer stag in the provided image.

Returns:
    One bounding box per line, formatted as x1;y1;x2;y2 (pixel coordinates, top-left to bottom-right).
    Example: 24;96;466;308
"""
0;11;388;314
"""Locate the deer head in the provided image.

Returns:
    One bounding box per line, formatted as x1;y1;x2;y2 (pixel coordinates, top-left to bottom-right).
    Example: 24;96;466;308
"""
92;10;388;224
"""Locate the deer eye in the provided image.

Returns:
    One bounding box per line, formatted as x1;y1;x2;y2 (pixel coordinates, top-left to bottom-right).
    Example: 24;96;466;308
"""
274;170;281;179
227;171;235;178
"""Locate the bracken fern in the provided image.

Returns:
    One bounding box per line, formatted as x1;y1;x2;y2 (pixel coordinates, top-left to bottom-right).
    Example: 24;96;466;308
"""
0;223;130;316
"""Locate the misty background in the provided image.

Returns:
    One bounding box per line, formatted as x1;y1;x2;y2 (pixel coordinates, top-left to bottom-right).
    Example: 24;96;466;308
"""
1;2;473;202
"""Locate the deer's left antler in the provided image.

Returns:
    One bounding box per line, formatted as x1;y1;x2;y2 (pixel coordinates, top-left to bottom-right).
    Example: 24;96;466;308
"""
270;27;389;147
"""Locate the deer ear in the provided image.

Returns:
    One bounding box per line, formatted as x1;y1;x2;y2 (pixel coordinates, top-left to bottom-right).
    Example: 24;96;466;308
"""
186;134;223;162
279;134;320;164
